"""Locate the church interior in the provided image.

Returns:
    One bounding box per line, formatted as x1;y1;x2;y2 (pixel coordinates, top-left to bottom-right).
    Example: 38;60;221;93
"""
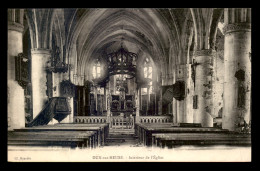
7;8;251;154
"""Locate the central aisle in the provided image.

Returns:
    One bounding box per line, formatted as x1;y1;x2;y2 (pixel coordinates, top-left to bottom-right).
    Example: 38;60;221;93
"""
104;129;143;147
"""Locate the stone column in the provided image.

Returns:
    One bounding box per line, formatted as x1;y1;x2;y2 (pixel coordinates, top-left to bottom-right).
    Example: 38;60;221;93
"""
31;49;51;118
176;101;184;123
82;87;86;116
212;50;224;118
193;49;215;127
135;88;140;123
107;79;111;125
172;98;177;123
171;70;177;123
139;86;142;113
158;88;162;115
69;97;74;123
175;65;185;123
222;22;251;131
184;64;193;123
8;19;25;130
94;86;98;111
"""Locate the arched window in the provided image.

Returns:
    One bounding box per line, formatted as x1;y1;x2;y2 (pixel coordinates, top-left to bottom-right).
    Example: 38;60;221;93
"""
92;60;101;79
143;57;153;94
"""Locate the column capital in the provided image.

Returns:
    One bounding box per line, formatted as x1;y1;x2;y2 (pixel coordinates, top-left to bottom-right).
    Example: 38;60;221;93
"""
223;23;251;35
31;48;52;55
8;21;24;33
194;49;216;57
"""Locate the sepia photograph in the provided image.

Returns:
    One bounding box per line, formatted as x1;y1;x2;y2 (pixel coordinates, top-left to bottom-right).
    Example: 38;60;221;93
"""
7;8;251;162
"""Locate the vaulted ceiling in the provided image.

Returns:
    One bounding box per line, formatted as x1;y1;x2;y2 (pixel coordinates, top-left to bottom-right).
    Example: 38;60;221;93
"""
24;8;224;82
65;8;180;79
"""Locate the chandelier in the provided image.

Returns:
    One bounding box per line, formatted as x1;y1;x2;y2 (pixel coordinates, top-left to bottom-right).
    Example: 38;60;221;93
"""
107;47;137;77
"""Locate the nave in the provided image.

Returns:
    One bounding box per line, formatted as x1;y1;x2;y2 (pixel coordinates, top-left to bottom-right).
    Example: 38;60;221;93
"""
7;8;252;162
8;122;250;148
8;122;251;162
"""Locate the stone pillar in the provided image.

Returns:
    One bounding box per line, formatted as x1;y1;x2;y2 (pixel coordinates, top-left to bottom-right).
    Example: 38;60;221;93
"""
139;87;142;113
177;100;184;123
172;98;177;124
82;87;86;116
31;49;51;118
171;70;177;123
158;88;162;115
222;22;251;131
135;88;140;123
175;65;185;123
193;49;215;127
69;97;74;123
107;92;111;126
8;19;25;130
212;50;224;118
107;80;111;125
184;64;194;123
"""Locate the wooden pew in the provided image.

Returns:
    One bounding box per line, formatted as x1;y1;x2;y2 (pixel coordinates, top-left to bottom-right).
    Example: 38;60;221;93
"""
8;131;95;148
12;123;109;148
50;123;110;146
152;133;251;148
135;123;229;146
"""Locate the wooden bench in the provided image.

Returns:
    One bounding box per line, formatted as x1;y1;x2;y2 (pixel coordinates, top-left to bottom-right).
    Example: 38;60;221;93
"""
135;123;230;146
11;123;109;148
152;133;251;148
8;131;96;148
50;123;110;146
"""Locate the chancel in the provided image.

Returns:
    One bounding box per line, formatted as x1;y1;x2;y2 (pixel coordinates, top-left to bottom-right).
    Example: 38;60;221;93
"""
7;8;251;152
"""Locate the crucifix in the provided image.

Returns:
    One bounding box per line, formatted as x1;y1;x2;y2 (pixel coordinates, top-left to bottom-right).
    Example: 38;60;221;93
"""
191;58;199;89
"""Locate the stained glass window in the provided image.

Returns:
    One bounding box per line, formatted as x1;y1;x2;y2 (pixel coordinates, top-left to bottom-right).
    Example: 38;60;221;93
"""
92;60;101;79
144;57;153;94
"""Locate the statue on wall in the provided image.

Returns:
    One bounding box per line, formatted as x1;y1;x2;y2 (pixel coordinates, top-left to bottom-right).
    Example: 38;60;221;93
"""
235;69;246;109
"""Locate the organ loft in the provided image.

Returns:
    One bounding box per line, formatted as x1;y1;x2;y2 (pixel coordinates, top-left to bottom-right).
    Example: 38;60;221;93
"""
7;8;251;153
